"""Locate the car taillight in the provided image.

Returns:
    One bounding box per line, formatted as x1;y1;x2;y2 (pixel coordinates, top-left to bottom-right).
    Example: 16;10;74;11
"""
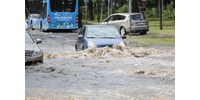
76;16;78;23
47;15;50;23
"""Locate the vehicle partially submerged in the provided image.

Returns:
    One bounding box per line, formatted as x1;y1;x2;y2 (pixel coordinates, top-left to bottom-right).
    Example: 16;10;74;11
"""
25;31;43;64
75;25;126;51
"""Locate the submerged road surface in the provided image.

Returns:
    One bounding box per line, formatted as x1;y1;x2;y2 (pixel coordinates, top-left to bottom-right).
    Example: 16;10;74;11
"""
25;30;175;100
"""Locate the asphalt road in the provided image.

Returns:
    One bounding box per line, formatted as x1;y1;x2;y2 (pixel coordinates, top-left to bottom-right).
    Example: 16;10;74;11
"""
25;30;175;100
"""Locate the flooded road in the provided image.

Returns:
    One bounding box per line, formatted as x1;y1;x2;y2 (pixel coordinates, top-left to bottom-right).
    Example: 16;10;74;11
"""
25;30;175;100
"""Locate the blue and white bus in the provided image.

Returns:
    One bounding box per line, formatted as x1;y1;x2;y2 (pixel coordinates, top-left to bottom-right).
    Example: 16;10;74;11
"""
40;0;79;31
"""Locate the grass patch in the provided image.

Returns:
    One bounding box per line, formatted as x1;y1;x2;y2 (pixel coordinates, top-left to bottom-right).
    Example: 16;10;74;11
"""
127;19;175;47
126;34;175;47
149;26;175;34
148;19;175;34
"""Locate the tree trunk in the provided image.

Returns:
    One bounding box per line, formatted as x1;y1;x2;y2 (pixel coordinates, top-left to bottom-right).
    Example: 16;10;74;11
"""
78;2;82;28
132;0;139;12
114;0;116;11
105;0;108;16
97;0;100;22
121;1;124;6
88;0;94;20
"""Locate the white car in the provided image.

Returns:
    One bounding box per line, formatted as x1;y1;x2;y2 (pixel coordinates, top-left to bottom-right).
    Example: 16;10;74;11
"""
25;32;43;64
101;13;149;35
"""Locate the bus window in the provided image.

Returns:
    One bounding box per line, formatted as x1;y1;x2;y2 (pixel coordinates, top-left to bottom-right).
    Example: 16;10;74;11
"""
64;0;76;12
50;0;76;12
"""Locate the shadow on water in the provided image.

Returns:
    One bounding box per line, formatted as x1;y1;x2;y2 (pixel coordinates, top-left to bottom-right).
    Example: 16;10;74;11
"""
25;62;43;66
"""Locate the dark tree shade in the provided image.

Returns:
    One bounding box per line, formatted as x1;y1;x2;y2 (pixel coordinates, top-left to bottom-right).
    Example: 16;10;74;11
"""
88;0;94;20
132;0;139;12
97;0;100;22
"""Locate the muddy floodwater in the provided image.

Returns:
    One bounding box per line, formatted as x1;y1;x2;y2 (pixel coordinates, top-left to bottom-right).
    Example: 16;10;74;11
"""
25;30;175;100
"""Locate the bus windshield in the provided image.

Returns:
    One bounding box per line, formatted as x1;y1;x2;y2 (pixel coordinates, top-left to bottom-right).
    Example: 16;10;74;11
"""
50;0;76;12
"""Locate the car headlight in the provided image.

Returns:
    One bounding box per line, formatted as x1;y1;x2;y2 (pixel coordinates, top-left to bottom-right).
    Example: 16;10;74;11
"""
32;50;42;56
87;41;96;48
32;47;43;56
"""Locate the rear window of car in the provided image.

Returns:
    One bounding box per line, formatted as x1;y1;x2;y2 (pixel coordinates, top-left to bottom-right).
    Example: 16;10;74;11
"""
131;14;146;20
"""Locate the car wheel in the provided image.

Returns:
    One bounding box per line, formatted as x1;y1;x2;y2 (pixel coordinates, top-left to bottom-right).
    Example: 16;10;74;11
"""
40;22;42;32
140;31;147;35
30;21;33;30
120;27;126;36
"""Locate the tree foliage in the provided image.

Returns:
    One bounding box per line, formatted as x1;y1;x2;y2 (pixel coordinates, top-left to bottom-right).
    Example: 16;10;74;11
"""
144;0;175;19
79;0;175;21
163;1;175;19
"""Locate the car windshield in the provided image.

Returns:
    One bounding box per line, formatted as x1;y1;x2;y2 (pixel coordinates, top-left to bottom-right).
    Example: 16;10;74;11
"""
131;14;145;20
86;27;121;38
25;32;34;43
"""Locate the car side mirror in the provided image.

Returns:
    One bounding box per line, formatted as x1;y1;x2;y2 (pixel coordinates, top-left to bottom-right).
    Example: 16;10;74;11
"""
122;36;127;39
36;39;42;44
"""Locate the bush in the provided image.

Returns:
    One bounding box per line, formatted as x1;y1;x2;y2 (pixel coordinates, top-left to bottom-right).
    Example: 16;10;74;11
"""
163;2;175;19
144;7;159;18
144;2;175;19
117;4;128;13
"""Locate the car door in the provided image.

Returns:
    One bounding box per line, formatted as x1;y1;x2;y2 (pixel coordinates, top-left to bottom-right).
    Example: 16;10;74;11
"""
102;15;125;29
111;15;126;29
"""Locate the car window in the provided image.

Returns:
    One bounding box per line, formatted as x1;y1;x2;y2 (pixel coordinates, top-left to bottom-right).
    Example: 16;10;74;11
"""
131;14;145;20
119;15;126;20
25;32;34;43
114;15;125;21
86;27;120;38
111;15;118;21
104;15;116;22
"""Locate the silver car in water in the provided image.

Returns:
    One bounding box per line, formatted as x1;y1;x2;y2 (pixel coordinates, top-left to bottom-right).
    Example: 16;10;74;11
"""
75;25;126;51
25;32;43;64
101;13;149;35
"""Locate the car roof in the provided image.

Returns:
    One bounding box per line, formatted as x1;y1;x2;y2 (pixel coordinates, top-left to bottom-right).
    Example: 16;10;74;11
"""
110;13;143;16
